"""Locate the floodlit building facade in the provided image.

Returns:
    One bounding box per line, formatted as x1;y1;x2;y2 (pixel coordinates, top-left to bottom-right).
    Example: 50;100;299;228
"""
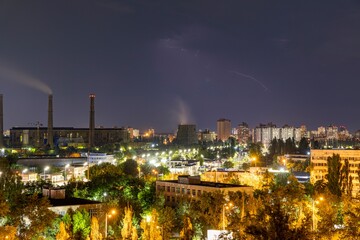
310;149;360;197
156;175;253;205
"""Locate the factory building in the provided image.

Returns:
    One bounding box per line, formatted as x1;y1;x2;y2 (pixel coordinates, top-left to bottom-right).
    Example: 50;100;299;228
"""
9;127;130;148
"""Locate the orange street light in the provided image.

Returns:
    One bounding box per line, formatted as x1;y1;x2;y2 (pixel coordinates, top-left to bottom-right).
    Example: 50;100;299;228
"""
105;209;116;238
252;157;257;167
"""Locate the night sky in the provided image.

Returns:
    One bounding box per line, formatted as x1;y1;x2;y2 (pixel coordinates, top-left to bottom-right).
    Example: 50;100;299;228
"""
1;0;360;133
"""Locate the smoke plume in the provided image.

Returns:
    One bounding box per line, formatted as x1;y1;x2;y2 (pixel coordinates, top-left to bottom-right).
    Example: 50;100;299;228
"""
172;97;195;125
0;63;52;94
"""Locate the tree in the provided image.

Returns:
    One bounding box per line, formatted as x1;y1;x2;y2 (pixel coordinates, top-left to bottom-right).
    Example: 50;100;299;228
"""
140;209;162;240
43;217;63;240
158;206;176;240
284;138;296;154
0;191;9;217
72;209;91;240
56;222;70;240
121;159;139;177
0;166;24;211
248;143;262;159
223;161;234;169
341;202;360;238
298;137;309;155
238;164;248;173
121;206;135;240
326;154;342;197
131;226;138;240
313;179;327;194
89;163;122;179
180;216;193;240
90;217;102;240
138;182;156;211
156;165;170;176
245;199;310;240
12;194;57;239
0;225;17;240
140;162;153;177
196;191;225;229
245;175;311;240
341;159;353;196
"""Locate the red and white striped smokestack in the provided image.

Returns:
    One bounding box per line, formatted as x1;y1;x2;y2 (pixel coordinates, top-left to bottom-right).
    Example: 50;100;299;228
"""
0;94;4;148
89;93;95;149
47;94;54;148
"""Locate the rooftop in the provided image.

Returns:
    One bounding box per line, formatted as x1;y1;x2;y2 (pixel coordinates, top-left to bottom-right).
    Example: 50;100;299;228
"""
157;179;250;189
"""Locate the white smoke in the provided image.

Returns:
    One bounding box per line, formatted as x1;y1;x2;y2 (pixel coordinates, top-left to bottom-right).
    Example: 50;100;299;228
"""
0;63;52;94
172;97;195;125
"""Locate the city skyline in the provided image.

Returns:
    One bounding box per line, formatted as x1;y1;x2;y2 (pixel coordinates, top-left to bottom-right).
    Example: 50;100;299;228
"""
1;1;360;132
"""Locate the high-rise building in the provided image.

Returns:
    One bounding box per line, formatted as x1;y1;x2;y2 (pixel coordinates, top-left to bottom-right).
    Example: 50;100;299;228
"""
326;125;338;140
317;126;326;137
338;126;351;141
237;122;250;145
254;123;276;148
217;119;231;142
255;123;302;149
300;125;308;138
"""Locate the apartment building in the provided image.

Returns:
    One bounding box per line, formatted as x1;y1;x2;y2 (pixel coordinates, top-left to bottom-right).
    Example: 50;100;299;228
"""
156;175;253;205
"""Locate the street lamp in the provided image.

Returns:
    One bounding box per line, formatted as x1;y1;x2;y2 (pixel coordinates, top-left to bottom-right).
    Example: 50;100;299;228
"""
222;202;233;230
64;164;70;183
312;196;324;231
105;209;116;238
44;166;50;181
146;215;151;223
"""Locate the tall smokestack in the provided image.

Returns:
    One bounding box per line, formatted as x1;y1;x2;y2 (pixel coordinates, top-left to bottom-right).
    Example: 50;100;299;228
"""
0;94;4;148
89;93;95;149
47;94;54;148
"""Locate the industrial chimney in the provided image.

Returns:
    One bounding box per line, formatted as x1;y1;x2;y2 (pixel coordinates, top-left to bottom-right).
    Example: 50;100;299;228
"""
0;94;4;148
89;93;95;149
47;94;54;148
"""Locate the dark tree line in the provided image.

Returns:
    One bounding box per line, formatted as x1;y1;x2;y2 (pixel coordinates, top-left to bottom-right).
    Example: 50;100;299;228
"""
268;137;309;161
